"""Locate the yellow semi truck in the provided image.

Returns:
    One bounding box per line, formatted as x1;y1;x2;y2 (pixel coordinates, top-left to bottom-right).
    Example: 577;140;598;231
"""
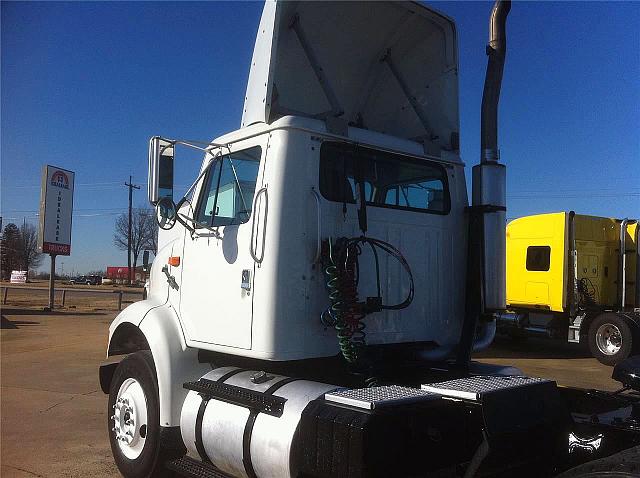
498;211;639;365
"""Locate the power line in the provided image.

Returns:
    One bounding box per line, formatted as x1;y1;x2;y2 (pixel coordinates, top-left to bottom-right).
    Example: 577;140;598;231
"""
509;193;640;199
3;181;124;189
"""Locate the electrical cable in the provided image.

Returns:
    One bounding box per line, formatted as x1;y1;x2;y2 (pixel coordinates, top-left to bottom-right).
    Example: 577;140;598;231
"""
577;277;597;309
321;235;415;365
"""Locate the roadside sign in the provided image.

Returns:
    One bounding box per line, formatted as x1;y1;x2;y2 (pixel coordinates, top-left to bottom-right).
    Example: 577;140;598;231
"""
38;165;75;256
10;271;27;283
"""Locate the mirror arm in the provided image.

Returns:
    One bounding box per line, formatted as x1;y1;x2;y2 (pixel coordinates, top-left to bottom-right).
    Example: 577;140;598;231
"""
175;213;196;235
178;212;221;239
159;138;230;154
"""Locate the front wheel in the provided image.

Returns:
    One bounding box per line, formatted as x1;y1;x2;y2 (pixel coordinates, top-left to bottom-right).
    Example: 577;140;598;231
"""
108;351;175;477
588;313;635;366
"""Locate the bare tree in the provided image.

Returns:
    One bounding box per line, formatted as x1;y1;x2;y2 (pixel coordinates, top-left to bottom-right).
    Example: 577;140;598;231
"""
19;222;43;272
0;223;43;279
145;217;158;254
1;223;21;279
113;207;156;281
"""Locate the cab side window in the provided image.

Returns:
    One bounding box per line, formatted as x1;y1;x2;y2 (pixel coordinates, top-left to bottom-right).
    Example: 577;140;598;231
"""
526;246;551;271
196;146;261;227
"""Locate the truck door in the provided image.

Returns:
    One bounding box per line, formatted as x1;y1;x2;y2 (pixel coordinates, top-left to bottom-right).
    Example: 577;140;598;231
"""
178;141;266;349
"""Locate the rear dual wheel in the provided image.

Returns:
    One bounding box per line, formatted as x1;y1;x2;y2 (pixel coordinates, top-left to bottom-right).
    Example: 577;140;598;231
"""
588;313;636;366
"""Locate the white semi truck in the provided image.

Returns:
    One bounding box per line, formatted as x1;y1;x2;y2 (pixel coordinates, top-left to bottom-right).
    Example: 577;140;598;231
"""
99;2;640;477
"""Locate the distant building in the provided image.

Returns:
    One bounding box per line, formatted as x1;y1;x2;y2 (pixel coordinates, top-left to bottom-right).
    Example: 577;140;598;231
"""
105;265;148;284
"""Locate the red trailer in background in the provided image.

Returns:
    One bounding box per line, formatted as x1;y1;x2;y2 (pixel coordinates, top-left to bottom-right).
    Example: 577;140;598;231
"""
105;266;146;284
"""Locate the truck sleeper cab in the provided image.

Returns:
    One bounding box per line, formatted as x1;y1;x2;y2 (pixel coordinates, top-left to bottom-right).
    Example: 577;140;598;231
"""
500;211;640;365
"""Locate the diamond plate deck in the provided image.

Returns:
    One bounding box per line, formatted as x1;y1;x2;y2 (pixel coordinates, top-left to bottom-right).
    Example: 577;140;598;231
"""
166;456;232;478
421;375;550;401
324;385;440;410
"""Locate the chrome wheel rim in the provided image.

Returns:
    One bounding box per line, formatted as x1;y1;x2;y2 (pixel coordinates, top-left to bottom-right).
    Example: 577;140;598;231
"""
595;323;622;356
112;378;148;459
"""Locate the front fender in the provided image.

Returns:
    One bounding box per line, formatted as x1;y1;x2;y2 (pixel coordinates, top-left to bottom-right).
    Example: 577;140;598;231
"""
106;302;210;427
139;305;210;426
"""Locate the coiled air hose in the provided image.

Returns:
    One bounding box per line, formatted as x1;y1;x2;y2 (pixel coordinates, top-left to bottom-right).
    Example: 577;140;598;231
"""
321;236;414;364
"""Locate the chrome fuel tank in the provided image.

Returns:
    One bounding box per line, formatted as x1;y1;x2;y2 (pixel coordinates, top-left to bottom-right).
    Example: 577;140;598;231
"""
180;366;336;478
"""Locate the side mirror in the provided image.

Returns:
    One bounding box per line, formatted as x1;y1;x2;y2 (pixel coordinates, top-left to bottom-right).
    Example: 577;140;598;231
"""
155;196;178;230
148;136;175;205
142;250;150;272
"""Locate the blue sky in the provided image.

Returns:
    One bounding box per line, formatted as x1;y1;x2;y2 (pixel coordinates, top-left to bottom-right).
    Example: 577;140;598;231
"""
2;1;638;274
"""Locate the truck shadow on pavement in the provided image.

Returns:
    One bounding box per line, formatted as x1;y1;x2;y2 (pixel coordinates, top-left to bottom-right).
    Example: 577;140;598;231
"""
477;336;593;360
1;315;40;329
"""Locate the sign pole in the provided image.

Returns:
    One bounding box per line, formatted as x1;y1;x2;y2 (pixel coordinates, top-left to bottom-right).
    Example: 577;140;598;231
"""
38;165;74;306
48;254;56;310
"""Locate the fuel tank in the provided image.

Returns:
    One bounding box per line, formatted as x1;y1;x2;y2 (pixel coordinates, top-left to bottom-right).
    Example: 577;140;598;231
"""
180;366;336;478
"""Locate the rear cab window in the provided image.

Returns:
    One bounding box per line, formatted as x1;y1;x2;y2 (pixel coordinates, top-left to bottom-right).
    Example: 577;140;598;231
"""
319;141;450;214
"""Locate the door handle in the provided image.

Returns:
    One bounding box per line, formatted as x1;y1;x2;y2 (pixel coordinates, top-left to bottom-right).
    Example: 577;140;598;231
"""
161;265;179;290
241;269;251;293
250;187;268;263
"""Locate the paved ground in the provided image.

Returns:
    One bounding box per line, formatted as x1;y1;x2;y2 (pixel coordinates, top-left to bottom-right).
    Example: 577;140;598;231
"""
476;335;618;391
1;306;118;477
0;305;620;477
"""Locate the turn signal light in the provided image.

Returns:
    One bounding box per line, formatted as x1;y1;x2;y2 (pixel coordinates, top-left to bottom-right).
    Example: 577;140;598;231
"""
168;256;181;267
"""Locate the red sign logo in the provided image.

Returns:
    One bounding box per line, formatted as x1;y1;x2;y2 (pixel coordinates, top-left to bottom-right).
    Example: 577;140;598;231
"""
51;170;70;189
42;242;70;255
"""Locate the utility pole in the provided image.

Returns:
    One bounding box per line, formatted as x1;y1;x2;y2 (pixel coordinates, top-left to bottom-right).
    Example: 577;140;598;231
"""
124;176;140;285
23;217;27;271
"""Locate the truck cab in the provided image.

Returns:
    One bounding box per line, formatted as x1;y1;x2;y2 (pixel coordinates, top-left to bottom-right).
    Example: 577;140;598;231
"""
146;0;491;363
100;3;640;478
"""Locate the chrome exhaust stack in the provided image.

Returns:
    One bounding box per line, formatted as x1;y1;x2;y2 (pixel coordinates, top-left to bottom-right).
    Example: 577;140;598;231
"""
481;0;512;163
473;0;511;312
458;0;511;367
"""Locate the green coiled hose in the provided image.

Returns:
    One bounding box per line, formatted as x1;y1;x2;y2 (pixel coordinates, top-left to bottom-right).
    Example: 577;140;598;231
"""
321;236;415;366
321;239;364;363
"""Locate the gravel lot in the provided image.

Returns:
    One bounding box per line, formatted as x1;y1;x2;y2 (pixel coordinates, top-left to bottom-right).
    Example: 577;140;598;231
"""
0;301;620;477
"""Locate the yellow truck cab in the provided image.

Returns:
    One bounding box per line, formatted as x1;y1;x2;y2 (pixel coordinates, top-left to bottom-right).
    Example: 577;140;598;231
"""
499;211;639;365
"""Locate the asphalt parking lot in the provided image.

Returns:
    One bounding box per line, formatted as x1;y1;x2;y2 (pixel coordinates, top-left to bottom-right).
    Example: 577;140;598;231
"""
1;304;619;477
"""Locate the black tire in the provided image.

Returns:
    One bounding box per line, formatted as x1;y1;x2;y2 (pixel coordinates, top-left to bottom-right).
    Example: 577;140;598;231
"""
557;444;640;477
108;351;177;478
588;313;634;366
